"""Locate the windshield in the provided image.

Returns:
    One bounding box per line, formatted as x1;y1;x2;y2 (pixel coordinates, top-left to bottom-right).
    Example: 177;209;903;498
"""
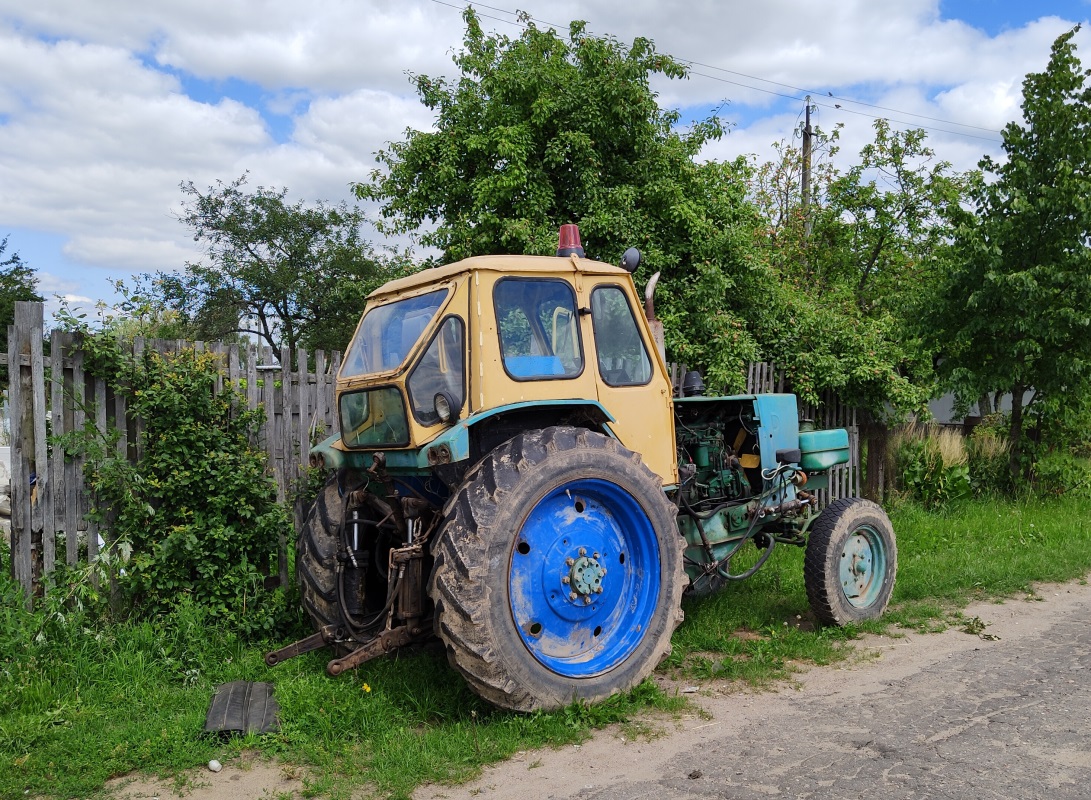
341;289;448;378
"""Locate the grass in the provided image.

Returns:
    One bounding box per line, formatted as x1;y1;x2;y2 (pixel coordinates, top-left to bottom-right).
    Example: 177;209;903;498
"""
0;592;684;800
4;493;1091;799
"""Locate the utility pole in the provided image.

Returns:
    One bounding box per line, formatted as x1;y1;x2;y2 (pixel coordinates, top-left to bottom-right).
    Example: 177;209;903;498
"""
801;96;813;241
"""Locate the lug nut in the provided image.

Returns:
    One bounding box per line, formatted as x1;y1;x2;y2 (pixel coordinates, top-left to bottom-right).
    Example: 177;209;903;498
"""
562;576;570;584
595;586;603;594
593;552;600;559
579;547;587;556
601;568;607;576
584;596;592;605
569;591;578;601
566;557;575;566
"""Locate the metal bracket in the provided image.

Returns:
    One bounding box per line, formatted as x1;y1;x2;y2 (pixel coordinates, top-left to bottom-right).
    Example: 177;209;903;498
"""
326;620;432;676
264;625;341;666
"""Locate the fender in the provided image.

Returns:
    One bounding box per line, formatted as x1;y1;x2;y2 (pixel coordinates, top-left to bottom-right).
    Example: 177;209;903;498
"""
309;399;616;472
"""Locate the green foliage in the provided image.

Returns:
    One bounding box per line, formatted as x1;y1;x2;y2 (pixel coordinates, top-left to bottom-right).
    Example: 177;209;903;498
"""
925;28;1091;479
0;236;44;384
752;121;964;419
891;425;972;507
54;317;293;636
152;173;416;357
966;423;1013;495
1032;452;1091;497
358;9;770;391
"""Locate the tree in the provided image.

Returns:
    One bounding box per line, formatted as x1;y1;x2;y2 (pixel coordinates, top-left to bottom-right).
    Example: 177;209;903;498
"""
358;9;772;389
156;175;411;358
750;122;966;496
0;237;44;384
925;27;1091;479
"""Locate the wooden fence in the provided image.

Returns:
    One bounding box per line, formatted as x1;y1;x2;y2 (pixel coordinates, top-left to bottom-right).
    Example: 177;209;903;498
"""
5;300;860;603
6;302;341;604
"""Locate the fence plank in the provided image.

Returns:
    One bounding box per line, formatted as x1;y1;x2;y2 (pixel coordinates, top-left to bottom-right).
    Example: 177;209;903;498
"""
314;350;327;438
298;348;311;472
29;307;47;556
9;315;28;599
47;330;65;581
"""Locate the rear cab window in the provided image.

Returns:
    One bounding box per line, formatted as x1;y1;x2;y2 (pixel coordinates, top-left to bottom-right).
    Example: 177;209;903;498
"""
493;279;583;380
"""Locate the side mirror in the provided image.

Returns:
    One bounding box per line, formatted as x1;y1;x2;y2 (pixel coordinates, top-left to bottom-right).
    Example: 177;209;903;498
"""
620;247;641;273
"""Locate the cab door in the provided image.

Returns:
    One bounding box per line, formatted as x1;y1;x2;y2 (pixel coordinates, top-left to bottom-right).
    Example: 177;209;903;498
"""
584;281;678;485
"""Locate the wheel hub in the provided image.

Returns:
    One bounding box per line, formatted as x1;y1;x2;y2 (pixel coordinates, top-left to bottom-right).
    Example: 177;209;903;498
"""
567;552;606;600
841;530;880;603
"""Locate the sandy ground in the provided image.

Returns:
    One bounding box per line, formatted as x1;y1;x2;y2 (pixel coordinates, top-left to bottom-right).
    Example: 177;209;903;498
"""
108;578;1091;800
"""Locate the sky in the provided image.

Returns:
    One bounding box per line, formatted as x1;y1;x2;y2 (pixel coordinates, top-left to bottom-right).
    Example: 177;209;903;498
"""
1;0;1089;318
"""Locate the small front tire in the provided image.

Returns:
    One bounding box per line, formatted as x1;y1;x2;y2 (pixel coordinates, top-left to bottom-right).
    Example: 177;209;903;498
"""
804;497;897;626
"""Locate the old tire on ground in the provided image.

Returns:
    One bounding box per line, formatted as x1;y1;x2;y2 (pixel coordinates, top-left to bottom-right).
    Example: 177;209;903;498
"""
430;426;685;712
804;497;897;626
298;469;392;647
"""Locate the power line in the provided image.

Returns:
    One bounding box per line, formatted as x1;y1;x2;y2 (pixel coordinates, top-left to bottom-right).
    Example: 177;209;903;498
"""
423;0;1005;143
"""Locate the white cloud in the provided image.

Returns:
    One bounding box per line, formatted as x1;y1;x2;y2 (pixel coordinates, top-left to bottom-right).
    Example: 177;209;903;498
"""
0;0;1089;307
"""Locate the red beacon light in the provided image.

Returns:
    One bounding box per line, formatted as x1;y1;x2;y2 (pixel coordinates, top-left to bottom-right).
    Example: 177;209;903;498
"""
556;224;585;258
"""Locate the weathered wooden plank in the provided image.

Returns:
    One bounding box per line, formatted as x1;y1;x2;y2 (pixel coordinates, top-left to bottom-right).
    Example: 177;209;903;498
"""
8;316;29;601
261;346;276;493
56;332;78;566
278;346;292;588
228;344;240;400
86;373;107;571
247;344;259;417
29;306;47;554
330;351;342;432
298;348;311;476
314;350;327;437
47;330;66;581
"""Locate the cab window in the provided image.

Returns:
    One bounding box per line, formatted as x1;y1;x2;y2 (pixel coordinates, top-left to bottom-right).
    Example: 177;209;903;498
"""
341;289;448;378
407;316;465;425
590;286;652;386
494;279;583;380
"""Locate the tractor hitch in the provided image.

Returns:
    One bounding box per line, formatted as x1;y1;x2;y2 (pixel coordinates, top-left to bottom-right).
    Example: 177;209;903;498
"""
264;625;342;666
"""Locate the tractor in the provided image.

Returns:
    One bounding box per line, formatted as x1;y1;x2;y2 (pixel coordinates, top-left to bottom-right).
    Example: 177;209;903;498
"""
265;225;897;711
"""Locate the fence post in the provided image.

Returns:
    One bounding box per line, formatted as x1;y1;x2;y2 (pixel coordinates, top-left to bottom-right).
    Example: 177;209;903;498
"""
9;301;48;606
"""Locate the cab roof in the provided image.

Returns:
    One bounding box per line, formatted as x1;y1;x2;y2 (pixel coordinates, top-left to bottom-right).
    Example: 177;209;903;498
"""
367;254;631;301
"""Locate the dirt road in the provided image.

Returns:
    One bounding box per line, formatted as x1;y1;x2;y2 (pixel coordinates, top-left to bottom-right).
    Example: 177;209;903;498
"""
417;581;1091;800
115;580;1091;799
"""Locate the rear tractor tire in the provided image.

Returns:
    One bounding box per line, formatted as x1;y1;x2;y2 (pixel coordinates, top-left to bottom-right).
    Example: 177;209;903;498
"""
804;497;897;626
297;470;397;647
429;427;685;712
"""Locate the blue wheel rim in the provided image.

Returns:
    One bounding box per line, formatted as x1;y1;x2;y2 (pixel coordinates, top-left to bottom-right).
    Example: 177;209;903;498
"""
509;478;661;677
839;524;888;608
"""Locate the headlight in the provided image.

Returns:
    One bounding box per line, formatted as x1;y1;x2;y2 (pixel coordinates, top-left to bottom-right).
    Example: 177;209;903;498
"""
434;392;454;423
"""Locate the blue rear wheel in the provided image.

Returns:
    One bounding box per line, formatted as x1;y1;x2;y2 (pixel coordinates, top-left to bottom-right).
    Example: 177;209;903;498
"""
509;478;660;677
430;427;685;711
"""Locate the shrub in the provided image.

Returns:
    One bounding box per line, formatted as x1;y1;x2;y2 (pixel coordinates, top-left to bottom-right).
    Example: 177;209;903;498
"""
1033;451;1091;497
892;423;971;508
966;425;1012;495
58;330;294;638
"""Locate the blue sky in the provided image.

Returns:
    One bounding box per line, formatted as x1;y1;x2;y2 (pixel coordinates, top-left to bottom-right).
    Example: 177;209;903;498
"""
0;0;1088;317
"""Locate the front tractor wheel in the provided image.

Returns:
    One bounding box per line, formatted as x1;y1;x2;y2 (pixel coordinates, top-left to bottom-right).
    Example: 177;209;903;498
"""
804;497;897;626
430;427;685;712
